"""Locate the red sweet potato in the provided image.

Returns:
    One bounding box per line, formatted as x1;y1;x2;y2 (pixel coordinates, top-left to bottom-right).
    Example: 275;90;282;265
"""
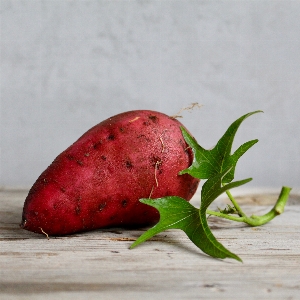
20;110;200;235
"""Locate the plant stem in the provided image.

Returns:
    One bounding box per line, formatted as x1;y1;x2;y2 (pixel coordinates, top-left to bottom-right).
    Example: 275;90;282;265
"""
206;210;245;222
224;189;246;217
246;186;292;226
207;186;292;227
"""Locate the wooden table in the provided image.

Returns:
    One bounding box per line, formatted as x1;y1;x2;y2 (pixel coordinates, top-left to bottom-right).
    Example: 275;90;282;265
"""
1;189;300;299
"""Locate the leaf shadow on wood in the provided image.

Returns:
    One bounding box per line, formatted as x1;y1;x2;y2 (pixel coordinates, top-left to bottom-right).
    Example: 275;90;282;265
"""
122;228;240;264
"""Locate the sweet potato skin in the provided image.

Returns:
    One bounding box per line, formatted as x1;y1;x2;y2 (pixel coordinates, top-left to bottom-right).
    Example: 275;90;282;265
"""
20;110;200;235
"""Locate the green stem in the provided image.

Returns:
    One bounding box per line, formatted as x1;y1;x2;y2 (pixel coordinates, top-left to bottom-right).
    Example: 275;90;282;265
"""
207;186;292;227
246;186;292;226
206;210;245;222
224;188;246;217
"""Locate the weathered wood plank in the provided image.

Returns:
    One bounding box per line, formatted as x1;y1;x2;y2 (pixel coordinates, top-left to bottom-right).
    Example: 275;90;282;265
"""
0;189;300;299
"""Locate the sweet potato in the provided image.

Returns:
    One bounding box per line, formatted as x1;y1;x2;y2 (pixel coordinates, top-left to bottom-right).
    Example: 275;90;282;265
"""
20;110;200;235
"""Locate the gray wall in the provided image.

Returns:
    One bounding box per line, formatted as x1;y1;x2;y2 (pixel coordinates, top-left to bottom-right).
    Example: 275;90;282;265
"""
1;0;299;189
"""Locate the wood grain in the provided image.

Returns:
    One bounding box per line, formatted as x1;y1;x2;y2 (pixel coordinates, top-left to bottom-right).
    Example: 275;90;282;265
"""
0;189;300;299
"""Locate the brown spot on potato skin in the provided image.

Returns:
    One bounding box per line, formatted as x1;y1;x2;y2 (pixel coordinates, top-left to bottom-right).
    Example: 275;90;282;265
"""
151;155;162;168
137;134;150;142
67;154;75;160
77;160;83;166
75;206;80;215
99;202;106;211
93;140;102;149
149;115;158;123
101;155;106;161
121;200;128;207
125;160;133;169
107;134;115;140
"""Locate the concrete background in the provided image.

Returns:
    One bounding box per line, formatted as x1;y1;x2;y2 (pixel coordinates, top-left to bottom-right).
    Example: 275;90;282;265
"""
0;0;299;189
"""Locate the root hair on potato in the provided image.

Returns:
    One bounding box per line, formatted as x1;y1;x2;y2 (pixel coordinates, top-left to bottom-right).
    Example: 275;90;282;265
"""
154;161;161;187
170;102;202;119
159;129;168;153
129;116;140;123
149;185;155;199
39;227;50;240
159;136;165;153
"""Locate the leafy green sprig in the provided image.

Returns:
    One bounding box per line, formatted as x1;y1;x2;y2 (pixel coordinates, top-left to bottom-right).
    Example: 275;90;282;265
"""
130;111;292;261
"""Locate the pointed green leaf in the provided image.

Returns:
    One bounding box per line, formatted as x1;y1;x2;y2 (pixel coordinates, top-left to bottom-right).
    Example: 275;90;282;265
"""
130;197;201;250
222;139;258;182
180;110;262;182
197;168;252;260
130;168;251;261
201;168;252;208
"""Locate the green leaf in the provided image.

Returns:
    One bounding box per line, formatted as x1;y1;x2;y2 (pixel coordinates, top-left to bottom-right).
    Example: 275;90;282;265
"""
129;196;202;250
130;168;252;262
180;110;262;183
198;168;252;261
